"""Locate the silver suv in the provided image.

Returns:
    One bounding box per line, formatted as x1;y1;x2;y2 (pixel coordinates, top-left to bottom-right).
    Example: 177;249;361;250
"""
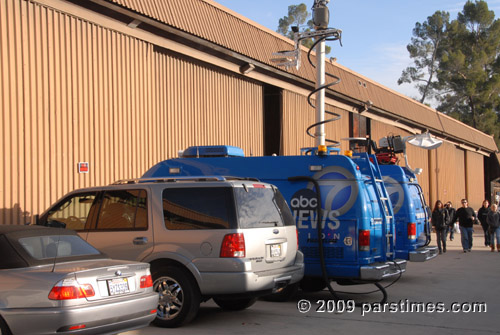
38;176;304;327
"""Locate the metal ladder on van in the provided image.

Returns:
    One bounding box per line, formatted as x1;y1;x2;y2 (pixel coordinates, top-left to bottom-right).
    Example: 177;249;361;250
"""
366;154;396;260
354;153;395;260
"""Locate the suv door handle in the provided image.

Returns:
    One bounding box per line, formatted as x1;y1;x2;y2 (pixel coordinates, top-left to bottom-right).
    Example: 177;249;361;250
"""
133;237;148;245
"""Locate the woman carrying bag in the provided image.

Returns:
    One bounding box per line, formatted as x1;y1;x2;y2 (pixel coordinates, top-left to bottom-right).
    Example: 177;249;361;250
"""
487;203;500;252
432;200;449;254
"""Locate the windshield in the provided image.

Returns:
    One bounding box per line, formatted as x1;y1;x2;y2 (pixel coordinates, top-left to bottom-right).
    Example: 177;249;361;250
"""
234;187;295;228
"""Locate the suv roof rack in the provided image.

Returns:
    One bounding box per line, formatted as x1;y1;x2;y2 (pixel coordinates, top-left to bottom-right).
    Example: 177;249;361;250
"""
111;176;260;185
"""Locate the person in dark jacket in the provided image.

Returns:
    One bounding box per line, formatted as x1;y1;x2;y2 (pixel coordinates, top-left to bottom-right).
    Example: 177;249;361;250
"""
432;200;449;254
445;201;457;241
477;199;491;247
487;203;500;252
453;198;477;253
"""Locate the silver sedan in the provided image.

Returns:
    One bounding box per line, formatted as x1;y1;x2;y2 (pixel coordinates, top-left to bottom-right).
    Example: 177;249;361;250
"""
0;225;158;335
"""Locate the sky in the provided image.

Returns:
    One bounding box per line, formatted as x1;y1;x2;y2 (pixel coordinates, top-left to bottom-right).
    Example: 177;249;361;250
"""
213;0;500;102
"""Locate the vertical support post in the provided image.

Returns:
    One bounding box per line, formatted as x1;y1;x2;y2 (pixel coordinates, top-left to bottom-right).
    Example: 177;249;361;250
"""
315;39;326;147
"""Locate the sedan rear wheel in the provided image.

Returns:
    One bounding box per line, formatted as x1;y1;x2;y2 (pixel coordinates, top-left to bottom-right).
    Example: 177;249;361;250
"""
152;267;201;328
0;317;12;335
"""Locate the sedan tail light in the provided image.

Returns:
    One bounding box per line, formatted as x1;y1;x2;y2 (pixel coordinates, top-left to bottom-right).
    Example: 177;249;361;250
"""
220;233;245;258
140;275;153;288
49;279;95;300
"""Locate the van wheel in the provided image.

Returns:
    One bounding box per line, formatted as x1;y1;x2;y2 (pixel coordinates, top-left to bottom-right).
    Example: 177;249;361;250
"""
300;277;327;292
152;266;201;328
0;316;12;335
213;297;257;311
261;283;299;302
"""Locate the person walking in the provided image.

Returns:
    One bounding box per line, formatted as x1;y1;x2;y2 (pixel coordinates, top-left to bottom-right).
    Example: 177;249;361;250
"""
432;200;448;254
453;198;477;253
478;199;491;247
487;203;500;252
445;201;457;241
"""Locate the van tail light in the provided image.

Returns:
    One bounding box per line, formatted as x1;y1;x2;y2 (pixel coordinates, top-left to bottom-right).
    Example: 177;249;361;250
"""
49;279;95;300
220;233;245;258
408;223;417;240
359;230;370;252
140;275;153;288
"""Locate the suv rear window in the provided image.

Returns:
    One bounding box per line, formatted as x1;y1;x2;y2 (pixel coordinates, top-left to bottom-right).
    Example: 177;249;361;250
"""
163;187;236;230
234;187;295;228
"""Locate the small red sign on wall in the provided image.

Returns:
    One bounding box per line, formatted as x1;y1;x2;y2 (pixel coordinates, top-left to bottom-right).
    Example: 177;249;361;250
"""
78;162;89;174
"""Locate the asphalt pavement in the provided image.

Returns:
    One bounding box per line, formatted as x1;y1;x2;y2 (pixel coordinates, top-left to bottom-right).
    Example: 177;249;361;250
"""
123;228;500;335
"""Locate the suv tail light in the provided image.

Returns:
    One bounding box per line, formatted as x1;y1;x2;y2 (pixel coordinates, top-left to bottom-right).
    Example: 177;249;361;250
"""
140;275;153;288
408;223;416;240
359;230;370;252
49;279;95;300
296;228;299;249
220;233;245;258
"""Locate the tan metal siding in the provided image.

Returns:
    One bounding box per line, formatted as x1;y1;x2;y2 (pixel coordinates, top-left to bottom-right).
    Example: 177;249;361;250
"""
282;90;349;155
1;0;263;225
430;142;466;208
465;151;485;210
154;49;263;156
107;0;497;152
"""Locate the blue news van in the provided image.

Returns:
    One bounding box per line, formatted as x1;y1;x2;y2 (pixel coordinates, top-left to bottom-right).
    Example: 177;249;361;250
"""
378;164;437;261
143;146;406;294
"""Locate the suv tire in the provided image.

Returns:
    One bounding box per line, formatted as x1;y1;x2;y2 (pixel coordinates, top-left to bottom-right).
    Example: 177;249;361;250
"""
213;297;257;311
152;266;201;328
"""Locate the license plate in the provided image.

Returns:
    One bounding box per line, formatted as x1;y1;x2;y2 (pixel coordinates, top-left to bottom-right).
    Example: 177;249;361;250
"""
107;278;130;296
270;244;282;258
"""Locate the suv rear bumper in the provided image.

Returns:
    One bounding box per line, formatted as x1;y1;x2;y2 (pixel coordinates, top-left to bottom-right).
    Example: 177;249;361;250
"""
199;251;304;295
359;259;406;281
409;246;439;262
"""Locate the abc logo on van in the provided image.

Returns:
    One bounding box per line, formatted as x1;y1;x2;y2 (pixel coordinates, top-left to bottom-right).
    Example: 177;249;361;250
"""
306;166;358;216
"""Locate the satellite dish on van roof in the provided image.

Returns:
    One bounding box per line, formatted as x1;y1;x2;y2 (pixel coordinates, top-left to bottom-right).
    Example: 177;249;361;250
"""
402;132;442;175
405;132;443;150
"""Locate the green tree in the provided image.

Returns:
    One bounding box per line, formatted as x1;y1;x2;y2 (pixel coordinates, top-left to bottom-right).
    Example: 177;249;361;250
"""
398;11;450;104
402;1;500;147
277;4;331;54
436;0;500;145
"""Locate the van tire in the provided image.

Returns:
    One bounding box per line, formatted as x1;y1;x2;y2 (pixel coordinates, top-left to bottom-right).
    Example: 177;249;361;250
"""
152;266;201;328
300;277;327;292
213;297;257;311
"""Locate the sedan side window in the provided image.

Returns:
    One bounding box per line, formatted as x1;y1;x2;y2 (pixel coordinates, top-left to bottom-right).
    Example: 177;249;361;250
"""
46;193;98;230
94;190;148;230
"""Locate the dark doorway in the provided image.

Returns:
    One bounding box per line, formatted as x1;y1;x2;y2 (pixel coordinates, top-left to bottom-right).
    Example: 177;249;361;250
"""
349;112;370;138
263;85;283;156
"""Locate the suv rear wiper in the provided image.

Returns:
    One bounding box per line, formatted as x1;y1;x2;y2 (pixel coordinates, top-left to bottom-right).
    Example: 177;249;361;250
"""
260;221;279;227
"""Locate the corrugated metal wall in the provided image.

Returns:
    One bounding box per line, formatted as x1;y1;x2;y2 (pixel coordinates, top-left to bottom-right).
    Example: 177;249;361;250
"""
282;90;349;155
0;0;263;225
0;0;489;226
105;0;498;153
465;151;485;210
430;142;466;209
